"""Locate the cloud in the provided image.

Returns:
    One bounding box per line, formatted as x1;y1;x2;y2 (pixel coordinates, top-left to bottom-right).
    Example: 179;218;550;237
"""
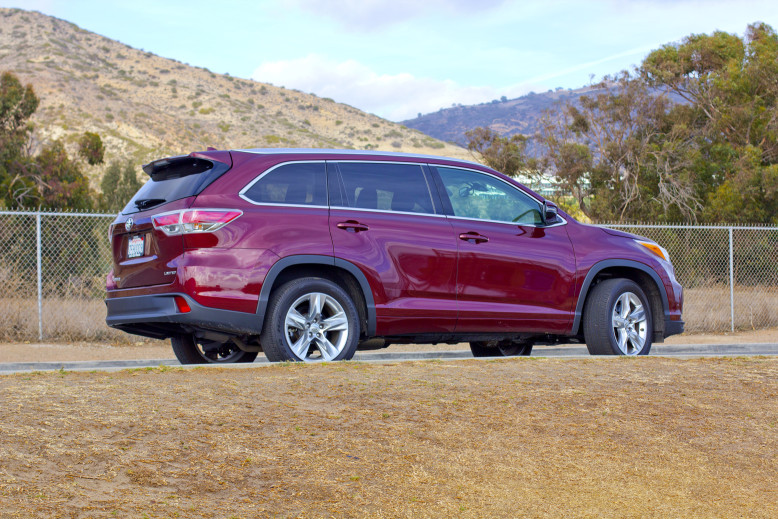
252;54;533;121
285;0;506;28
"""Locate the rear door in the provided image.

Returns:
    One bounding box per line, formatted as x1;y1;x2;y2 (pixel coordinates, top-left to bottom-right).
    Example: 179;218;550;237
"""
110;155;231;289
431;166;577;334
329;161;458;336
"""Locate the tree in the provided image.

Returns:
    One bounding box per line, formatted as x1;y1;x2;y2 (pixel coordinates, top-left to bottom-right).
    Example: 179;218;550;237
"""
36;141;94;210
78;132;105;165
101;160;142;211
0;71;100;209
464;127;532;176
640;22;778;223
539;73;701;221
539;22;778;223
0;71;38;161
0;71;39;206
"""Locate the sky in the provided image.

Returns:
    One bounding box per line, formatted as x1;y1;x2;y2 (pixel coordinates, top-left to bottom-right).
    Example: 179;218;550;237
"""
5;0;778;121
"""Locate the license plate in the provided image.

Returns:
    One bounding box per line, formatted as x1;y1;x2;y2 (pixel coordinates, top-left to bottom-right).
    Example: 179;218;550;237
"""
127;235;145;258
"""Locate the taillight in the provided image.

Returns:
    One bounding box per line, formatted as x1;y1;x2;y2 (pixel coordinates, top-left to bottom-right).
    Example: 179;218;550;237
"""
182;210;242;233
108;223;114;245
152;212;183;236
152;209;242;236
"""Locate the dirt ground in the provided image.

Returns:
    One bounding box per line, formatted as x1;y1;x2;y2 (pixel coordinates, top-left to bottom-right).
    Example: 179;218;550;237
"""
1;327;776;363
0;357;776;518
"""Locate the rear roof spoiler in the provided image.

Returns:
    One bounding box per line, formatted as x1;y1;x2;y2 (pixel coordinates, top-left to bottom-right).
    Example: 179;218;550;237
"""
142;151;232;180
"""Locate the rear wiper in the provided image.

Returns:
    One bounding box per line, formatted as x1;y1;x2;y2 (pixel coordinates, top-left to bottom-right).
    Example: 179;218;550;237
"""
134;198;166;210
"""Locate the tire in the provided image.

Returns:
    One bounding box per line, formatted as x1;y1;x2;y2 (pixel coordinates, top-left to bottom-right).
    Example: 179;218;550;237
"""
583;278;653;356
171;334;259;365
260;277;360;362
470;340;533;358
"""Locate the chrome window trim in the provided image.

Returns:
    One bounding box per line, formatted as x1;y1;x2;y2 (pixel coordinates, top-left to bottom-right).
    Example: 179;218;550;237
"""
241;202;330;210
329;205;448;219
239;160;328;207
237;159;566;227
446;214;568;229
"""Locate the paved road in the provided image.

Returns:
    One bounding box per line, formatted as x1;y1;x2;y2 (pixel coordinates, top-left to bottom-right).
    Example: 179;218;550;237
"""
1;343;776;374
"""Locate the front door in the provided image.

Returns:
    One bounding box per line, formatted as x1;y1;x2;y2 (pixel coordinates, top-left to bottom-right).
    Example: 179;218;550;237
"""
431;166;577;334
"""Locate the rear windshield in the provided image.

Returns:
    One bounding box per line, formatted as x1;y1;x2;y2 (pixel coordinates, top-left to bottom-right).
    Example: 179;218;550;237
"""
122;158;230;214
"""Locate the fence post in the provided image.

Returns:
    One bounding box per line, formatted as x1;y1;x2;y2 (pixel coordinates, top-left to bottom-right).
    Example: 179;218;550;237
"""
36;212;43;341
729;227;734;333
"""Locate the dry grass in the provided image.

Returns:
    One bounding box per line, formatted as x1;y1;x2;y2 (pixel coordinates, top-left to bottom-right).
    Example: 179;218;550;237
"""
684;286;778;332
0;298;130;343
1;357;776;518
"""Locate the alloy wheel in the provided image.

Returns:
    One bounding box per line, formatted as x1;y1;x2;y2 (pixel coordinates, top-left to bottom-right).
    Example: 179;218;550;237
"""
284;292;350;361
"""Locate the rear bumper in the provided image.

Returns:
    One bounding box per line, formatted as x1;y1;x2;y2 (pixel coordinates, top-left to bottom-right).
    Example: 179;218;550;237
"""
664;317;685;339
105;293;262;340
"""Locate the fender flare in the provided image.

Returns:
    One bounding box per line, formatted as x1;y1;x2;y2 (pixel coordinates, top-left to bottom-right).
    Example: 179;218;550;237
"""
571;259;669;334
255;255;376;336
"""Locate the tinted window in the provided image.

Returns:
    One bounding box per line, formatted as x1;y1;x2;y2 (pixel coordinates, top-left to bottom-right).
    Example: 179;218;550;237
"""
435;167;542;225
123;159;229;214
336;162;434;214
243;162;327;206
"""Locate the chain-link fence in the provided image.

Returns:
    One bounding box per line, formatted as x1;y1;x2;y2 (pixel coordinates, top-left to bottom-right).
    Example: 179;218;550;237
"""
600;224;778;333
0;211;119;343
0;212;775;343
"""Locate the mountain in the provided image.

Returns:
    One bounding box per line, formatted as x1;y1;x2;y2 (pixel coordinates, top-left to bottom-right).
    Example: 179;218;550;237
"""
0;8;469;183
402;86;609;146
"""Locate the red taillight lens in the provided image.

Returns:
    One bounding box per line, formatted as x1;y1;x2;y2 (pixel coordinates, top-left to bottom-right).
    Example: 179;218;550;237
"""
153;213;182;226
152;209;242;236
152;211;183;236
182;210;242;233
174;296;191;313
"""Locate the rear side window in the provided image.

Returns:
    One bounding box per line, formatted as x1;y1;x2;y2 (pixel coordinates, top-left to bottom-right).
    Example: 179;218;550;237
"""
335;162;434;214
242;162;327;206
122;158;230;214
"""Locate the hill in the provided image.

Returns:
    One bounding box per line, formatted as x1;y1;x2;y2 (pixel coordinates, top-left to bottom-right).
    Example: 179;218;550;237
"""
0;8;469;184
402;86;608;146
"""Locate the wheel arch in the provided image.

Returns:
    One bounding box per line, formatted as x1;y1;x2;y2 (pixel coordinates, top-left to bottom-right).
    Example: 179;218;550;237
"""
256;255;376;336
573;260;669;341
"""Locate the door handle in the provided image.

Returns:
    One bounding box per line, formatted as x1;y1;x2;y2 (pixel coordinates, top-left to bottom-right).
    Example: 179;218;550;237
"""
337;220;369;233
459;232;489;244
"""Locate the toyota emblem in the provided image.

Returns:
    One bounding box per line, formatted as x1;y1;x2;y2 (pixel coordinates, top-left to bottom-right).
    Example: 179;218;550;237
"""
125;217;134;232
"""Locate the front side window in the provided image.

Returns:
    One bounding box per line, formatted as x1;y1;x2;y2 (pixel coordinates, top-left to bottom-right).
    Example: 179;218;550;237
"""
336;162;435;215
242;162;327;206
434;167;543;225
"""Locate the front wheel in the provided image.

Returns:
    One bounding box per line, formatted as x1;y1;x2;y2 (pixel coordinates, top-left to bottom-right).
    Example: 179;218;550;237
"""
260;277;360;362
171;335;259;365
583;278;653;356
470;340;533;357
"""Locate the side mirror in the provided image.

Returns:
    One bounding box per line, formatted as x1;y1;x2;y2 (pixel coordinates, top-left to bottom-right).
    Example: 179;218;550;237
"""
542;200;558;225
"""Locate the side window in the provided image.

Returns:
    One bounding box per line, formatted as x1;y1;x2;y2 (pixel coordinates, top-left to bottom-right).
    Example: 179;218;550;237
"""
336;162;435;215
435;167;543;225
242;162;327;206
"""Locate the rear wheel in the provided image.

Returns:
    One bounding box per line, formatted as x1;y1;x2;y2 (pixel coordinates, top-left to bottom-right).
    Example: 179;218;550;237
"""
470;340;533;357
171;335;259;364
260;277;360;362
583;278;652;356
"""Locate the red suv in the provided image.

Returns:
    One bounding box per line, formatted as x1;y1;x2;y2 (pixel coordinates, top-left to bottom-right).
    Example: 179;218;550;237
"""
106;149;684;363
